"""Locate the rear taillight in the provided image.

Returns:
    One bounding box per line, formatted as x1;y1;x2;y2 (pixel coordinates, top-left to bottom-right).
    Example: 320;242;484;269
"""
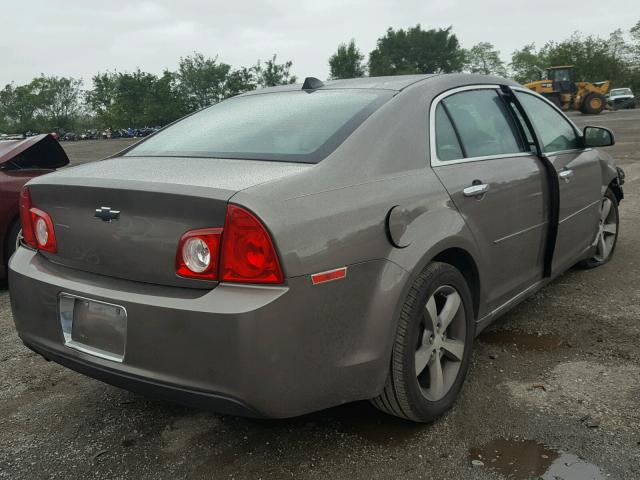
19;187;36;248
175;204;284;284
220;204;283;284
175;228;222;280
19;186;58;253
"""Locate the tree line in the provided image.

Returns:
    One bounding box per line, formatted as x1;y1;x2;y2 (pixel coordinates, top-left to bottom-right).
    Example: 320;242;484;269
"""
1;21;639;135
330;22;640;88
0;54;296;134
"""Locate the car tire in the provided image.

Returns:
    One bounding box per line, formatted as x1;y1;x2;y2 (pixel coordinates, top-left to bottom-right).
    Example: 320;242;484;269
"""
371;262;475;422
578;188;619;269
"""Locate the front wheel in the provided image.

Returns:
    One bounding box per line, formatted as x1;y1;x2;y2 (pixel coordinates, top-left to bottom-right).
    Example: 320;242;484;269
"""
371;262;475;422
578;188;619;269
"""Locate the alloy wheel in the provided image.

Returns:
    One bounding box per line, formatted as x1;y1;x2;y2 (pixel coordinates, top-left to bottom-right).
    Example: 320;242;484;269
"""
414;285;466;401
593;197;617;262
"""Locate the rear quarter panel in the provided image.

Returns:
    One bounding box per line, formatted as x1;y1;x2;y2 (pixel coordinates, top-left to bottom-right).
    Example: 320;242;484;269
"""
234;164;483;398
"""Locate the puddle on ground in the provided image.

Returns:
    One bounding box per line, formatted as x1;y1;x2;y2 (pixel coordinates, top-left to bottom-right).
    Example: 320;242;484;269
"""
479;330;564;351
470;438;605;479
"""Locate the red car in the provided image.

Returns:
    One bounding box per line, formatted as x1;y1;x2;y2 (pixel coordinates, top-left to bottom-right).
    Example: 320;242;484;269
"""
0;134;69;278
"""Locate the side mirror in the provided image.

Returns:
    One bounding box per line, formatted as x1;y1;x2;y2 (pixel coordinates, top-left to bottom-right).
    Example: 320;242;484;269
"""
583;126;614;148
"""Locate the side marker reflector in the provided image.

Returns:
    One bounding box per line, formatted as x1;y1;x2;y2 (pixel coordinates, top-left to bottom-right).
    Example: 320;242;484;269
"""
311;267;347;285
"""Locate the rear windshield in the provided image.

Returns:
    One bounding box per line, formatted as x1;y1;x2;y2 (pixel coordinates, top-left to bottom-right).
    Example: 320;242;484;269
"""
125;89;393;163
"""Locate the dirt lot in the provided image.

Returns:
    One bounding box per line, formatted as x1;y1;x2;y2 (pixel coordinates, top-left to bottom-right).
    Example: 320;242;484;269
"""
1;110;639;479
59;137;139;165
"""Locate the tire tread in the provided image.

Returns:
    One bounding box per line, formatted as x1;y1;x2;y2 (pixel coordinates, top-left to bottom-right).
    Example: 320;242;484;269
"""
370;262;450;421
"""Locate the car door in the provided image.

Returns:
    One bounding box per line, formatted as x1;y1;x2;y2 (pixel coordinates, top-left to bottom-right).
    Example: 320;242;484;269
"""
513;89;602;273
430;86;548;311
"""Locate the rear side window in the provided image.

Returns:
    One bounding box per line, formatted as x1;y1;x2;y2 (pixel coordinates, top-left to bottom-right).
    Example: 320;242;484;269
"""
435;104;464;161
440;89;524;159
515;91;581;153
125;90;392;163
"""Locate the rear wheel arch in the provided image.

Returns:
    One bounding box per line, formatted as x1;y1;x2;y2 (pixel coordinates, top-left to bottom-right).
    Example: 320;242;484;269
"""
398;241;483;324
431;248;480;321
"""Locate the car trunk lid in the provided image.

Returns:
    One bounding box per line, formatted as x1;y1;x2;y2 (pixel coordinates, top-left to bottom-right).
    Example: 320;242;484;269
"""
27;156;309;288
0;134;69;170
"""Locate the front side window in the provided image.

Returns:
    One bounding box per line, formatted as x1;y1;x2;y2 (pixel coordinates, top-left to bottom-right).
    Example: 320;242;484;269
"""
125;90;392;163
515;91;581;153
437;89;524;159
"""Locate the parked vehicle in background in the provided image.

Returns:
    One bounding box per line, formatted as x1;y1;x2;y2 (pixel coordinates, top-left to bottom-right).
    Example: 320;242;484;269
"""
76;130;98;141
0;134;69;279
0;134;25;141
607;88;636;109
10;75;623;422
60;127;160;141
137;127;159;137
61;132;78;142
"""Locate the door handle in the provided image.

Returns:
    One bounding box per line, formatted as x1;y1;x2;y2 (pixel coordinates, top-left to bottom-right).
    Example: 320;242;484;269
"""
559;169;574;182
463;183;490;197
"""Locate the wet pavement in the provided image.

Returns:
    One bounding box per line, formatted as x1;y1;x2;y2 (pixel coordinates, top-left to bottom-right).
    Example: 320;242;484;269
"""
1;109;640;479
478;331;564;351
470;438;605;479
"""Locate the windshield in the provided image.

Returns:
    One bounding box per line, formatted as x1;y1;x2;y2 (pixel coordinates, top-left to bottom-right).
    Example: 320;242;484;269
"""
546;69;571;82
610;88;632;96
125;89;393;163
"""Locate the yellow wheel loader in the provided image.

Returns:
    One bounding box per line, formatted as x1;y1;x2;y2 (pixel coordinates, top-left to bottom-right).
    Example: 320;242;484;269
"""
524;66;610;114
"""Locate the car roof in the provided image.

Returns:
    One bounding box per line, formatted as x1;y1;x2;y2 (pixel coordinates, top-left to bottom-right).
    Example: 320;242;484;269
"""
239;74;520;97
239;74;438;96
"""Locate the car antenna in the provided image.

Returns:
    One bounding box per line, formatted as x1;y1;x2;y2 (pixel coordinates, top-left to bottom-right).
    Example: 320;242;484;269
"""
302;77;324;90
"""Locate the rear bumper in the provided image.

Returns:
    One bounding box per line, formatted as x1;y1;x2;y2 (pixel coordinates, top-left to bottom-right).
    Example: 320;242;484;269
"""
23;340;260;416
9;247;407;417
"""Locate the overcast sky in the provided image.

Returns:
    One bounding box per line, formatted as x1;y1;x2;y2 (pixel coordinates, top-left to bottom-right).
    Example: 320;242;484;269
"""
1;0;635;87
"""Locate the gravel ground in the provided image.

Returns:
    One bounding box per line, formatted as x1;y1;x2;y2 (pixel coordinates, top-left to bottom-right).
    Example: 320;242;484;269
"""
1;110;639;480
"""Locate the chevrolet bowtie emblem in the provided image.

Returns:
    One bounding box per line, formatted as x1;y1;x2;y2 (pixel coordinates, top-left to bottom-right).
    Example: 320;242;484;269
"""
94;206;120;222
